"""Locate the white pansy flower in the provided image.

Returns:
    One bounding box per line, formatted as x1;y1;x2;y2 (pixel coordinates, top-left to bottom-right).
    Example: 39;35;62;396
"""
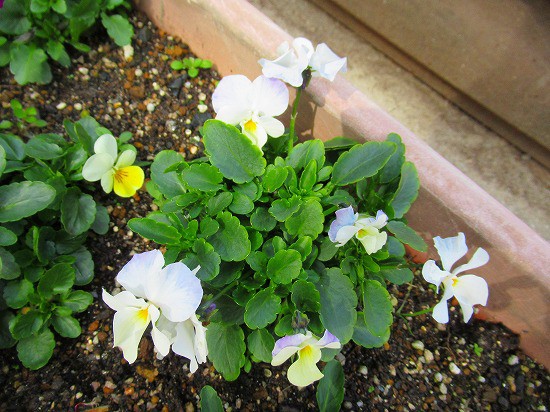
259;37;347;87
422;232;489;324
328;206;388;254
82;134;144;197
102;250;203;364
271;330;341;387
212;74;289;149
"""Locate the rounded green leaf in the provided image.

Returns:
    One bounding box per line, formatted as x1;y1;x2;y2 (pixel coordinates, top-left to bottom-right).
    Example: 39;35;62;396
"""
150;150;187;197
247;329;275;363
9;311;44;340
0;311;16;349
268;196;301;222
362;280;393;336
92;205;110;235
386;220;427;252
291;279;320;312
17;328;55;370
229;192;254;215
0;247;21;280
389;161;420;219
70;247;94;285
101;13;133;46
0;181;56;222
0;226;17;246
37;263;75;299
0;0;31;35
207;212;250;262
207;192;233;215
285;199;324;238
316;359;345;412
52;315;81;338
202;120;266;184
244;289;281;329
61;290;93;313
287;140;325;171
200;386;223;412
182;163;223;191
25;134;64;160
128;217;182;245
262;165;288;192
61;188;96;236
353;313;390;348
192;239;221;281
3;278;33;309
267;249;302;284
10;44;52;85
250;207;277;232
331;141;396;186
206;323;246;381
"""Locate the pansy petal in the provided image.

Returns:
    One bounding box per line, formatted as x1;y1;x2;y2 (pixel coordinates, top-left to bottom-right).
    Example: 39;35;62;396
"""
172;319;199;372
100;169;114;194
432;298;450;324
212;75;251;115
453;274;489;323
287;344;323;387
82;153;114;182
259;50;304;87
112;306;151;363
151;322;172;358
422;260;449;290
357;227;386;254
190;314;208;364
257;116;285;138
102;289;146;312
216;105;251;126
434;232;468;272
335;225;359;247
115;149;136;168
292;37;315;62
94;134;118;160
251;75;289;116
113;166;144;198
310;43;347;81
242;123;268;149
146;262;203;322
316;330;341;349
272;333;310;366
452;247;490;276
117;250;165;298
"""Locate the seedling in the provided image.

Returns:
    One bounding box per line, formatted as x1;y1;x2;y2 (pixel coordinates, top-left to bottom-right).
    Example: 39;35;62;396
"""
0;99;47;130
170;57;213;78
473;343;484;357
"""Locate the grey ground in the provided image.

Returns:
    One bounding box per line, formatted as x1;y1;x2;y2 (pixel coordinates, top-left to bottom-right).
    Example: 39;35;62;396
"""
249;0;550;240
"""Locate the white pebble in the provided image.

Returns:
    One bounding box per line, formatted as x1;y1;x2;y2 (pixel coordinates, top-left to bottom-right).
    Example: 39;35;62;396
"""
78;67;89;75
358;365;368;376
135;68;143;77
449;362;461;375
153;82;160;91
123;44;134;61
198;92;207;101
74;103;83;111
424;349;434;363
115;107;124;116
197;104;208;113
146;103;156;113
184;81;191;88
151;68;159;75
439;383;447;395
508;355;519;365
411;341;424;351
56;102;67;110
434;372;443;382
478;376;486;383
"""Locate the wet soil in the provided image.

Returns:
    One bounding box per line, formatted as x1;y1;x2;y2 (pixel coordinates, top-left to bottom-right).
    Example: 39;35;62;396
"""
0;11;548;412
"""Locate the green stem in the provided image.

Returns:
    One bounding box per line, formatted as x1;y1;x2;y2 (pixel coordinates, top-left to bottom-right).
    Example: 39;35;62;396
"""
288;87;303;154
199;281;237;312
399;306;434;318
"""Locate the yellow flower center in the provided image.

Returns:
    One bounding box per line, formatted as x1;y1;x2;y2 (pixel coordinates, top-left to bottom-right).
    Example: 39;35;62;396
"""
299;345;313;357
137;307;149;322
452;277;459;287
114;168;129;184
243;119;257;133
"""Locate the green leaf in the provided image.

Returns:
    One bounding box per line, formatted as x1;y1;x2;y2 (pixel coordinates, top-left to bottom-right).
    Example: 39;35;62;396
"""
61;290;93;313
192;239;221;281
45;40;70;67
267;250;302;285
10;44;52;85
318;237;338;262
0;133;25;160
52;315;81;338
101;13;133;46
353;313;390;348
170;60;184;70
0;0;31;35
331;141;396;186
380;133;405;183
362;280;393;336
210;295;244;325
206;323;246;381
316;360;345;412
3;278;33;309
202;120;266;184
229;192;254;215
386;221;427;252
0;312;16;349
30;0;49;13
316;268;357;343
70;247;94;285
61;188;96;236
250;207;277;232
323;136;357;151
289;237;312;261
287;140;325;171
389;161;420;219
244;289;281;329
0;181;56;222
247;329;274;363
188;67;199;78
182;163;223;191
92;205;110;235
381;267;413;285
128;218;182;245
268;196;301;222
9;310;44;340
199;60;213;69
0;146;6;177
285;199;324;238
199;386;223;412
37;263;75;299
0;226;17;246
0;247;20;280
262;164;288;192
208;212;250;262
17;328;55;370
207;192;233;215
25;134;63;160
51;0;67;14
291;280;320;312
150;150;186;197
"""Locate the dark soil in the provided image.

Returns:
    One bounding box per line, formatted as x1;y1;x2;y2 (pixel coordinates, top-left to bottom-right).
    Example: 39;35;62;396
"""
0;11;548;412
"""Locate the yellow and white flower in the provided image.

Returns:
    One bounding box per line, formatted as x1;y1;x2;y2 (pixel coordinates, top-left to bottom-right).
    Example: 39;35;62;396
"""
422;232;489;323
271;330;341;387
82;134;144;197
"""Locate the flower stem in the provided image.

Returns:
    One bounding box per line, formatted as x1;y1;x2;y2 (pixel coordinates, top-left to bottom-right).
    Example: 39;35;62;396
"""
288;86;303;154
399;306;434;318
199;281;236;312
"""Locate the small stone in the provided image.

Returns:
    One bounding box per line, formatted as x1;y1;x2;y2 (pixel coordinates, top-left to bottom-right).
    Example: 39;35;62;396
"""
197;104;208;113
74;103;82;111
123;44;134;61
343;401;353;409
115;107;124;116
424;349;434;363
146;103;156;113
78;67;89;75
88;320;99;332
483;388;498;403
185;402;194;412
198;92;207;101
358;365;368;376
508;355;519;365
263;369;272;378
411;341;424;351
56;102;67;110
434;372;443;382
478;375;486;383
439;383;447;395
91;381;101;392
135;68;143;77
449;362;461;375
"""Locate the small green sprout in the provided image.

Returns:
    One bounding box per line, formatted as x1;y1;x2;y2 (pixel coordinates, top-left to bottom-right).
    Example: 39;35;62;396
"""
473;343;483;357
170;57;213;78
0;99;47;130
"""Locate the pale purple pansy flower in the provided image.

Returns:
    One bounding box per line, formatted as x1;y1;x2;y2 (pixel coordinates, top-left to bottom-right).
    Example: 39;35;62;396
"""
422;233;489;324
328;206;388;254
271;330;341;387
102;250;204;365
212;74;289;149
